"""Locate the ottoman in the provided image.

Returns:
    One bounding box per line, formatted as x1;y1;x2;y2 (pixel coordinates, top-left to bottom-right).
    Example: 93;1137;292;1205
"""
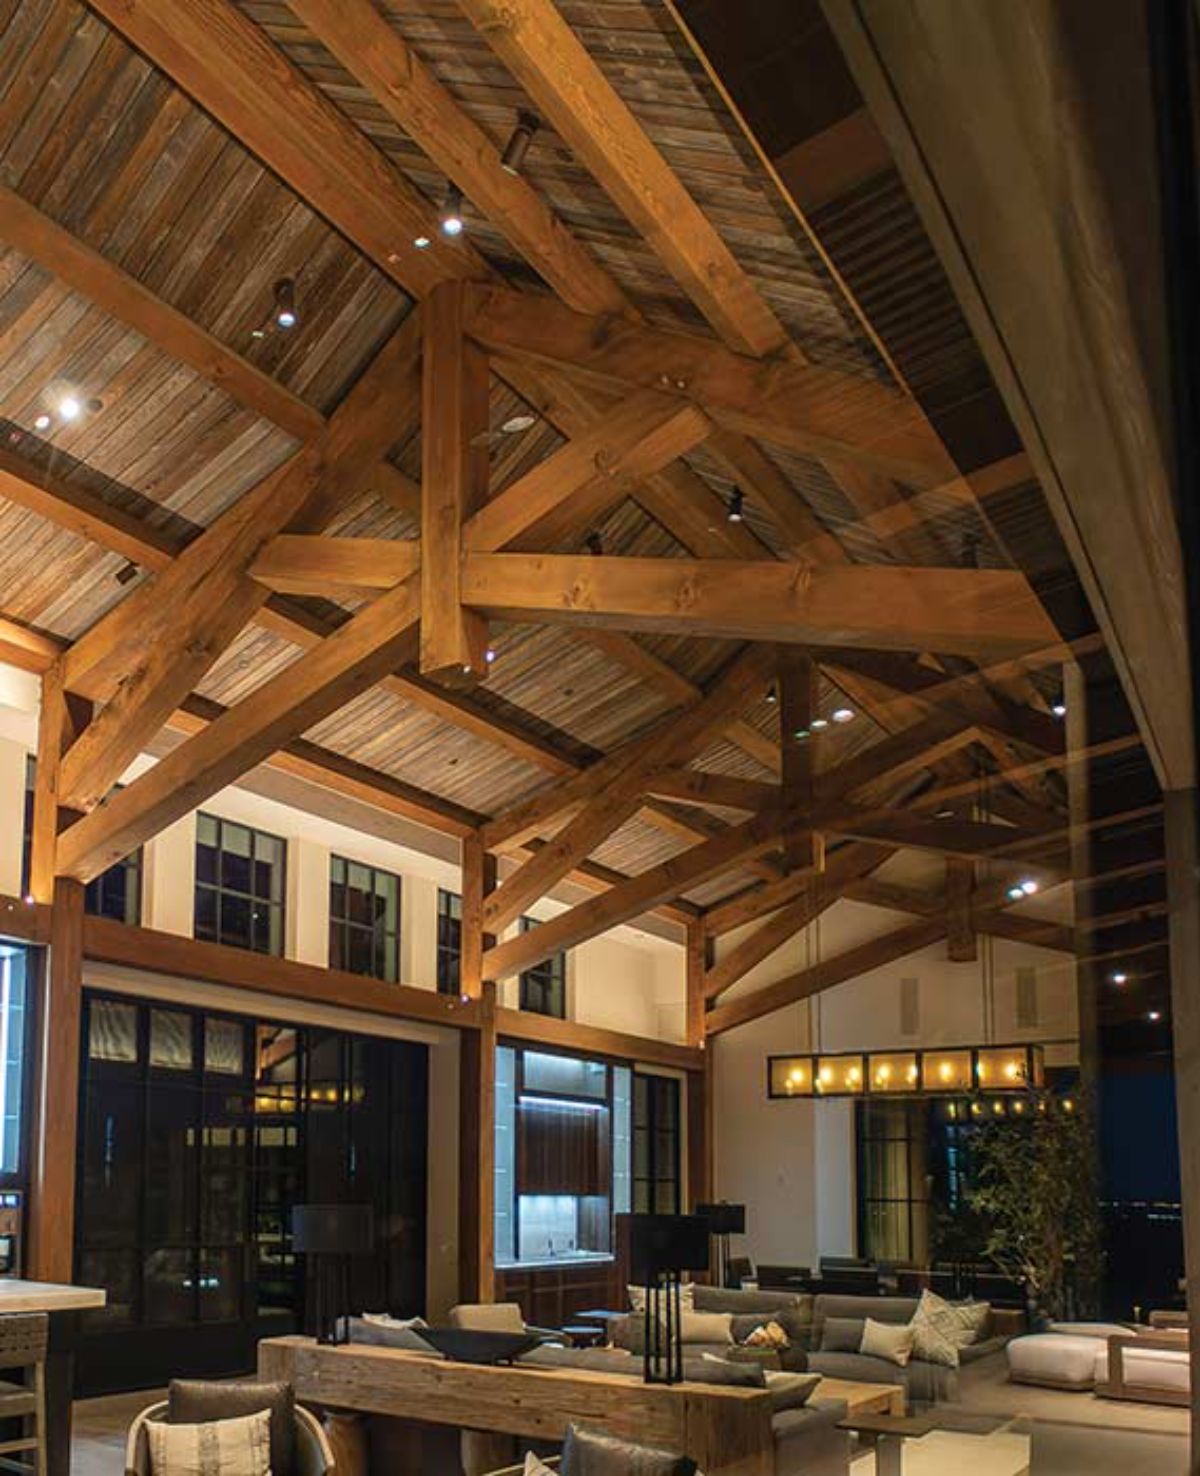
1007;1333;1103;1391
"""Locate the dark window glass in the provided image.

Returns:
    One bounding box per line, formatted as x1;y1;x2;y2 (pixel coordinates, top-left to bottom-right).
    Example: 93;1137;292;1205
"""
22;758;142;923
518;917;566;1018
856;1100;931;1264
632;1072;680;1215
328;856;401;983
436;890;462;995
194;813;285;955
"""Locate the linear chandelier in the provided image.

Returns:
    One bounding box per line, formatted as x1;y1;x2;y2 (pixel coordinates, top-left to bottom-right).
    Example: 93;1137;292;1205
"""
766;1042;1045;1099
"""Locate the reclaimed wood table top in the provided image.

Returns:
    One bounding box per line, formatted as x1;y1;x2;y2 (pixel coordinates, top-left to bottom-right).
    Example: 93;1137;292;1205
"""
812;1377;906;1418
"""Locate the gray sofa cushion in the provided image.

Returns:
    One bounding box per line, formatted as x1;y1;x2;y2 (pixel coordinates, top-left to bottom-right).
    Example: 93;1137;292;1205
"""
168;1380;295;1476
682;1357;765;1388
772;1398;851;1476
562;1424;697;1476
819;1317;864;1353
814;1294;919;1326
521;1345;640;1376
808;1350;954;1405
694;1287;808;1317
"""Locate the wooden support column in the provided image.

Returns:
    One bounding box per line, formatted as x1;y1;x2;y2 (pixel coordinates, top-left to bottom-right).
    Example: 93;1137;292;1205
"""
29;672;90;904
685;917;708;1047
946;858;977;962
27;877;84;1282
1065;661;1101;1093
461;835;497;1001
686;1056;713;1214
777;650;823;874
421;280;491;678
459;982;497;1303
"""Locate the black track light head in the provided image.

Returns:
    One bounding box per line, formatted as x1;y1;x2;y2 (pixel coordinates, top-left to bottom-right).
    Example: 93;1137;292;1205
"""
500;111;541;176
727;487;744;523
273;278;298;329
440;183;465;238
585;531;604;557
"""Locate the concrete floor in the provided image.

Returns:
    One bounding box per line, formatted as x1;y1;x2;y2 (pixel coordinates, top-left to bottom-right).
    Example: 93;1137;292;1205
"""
69;1359;1189;1474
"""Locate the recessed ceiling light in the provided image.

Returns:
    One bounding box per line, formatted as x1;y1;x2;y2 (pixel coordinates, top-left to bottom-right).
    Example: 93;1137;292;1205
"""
1052;701;1067;718
765;687;777;704
413;235;432;250
251;329;266;340
1111;971;1128;985
500;413;537;435
485;648;496;664
831;707;855;724
1020;879;1039;896
726;488;744;523
33;414;50;431
273;278;298;329
793;727;810;741
58;396;81;421
440;183;465;237
810;717;829;730
1007;884;1026;902
1148;1010;1162;1022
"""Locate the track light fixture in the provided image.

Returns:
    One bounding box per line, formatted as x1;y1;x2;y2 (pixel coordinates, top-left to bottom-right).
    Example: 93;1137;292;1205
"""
440;183;465;237
500;111;540;176
273;278;298;329
727;487;744;523
585;531;604;557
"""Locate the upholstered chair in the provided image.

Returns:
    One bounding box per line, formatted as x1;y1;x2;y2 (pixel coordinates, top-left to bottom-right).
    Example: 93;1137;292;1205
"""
124;1382;333;1476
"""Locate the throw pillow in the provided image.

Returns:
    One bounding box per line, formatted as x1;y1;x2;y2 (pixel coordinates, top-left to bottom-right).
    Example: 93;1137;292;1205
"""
908;1289;973;1366
148;1409;272;1476
860;1317;915;1368
344;1316;436;1354
362;1311;428;1330
914;1289;983;1348
678;1310;734;1345
744;1320;790;1349
763;1370;822;1412
562;1424;698;1476
167;1380;293;1476
691;1353;766;1386
628;1283;695;1316
523;1453;556;1476
819;1316;864;1353
954;1300;991;1344
909;1316;959;1368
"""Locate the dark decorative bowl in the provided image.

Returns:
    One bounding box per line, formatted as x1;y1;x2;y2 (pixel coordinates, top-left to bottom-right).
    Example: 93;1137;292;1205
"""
419;1327;544;1364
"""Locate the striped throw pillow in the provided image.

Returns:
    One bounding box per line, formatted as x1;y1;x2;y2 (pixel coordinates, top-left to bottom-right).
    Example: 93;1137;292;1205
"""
147;1408;272;1476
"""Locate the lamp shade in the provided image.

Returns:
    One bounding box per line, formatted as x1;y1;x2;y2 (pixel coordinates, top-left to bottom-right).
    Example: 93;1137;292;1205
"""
629;1214;710;1280
695;1202;746;1235
291;1203;374;1256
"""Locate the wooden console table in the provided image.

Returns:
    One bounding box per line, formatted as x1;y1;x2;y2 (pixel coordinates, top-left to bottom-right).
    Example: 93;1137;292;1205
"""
260;1335;777;1476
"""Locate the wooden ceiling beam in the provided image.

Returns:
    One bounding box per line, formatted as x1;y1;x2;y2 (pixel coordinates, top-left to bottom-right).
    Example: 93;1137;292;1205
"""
778;649;822;873
0;184;324;444
706;917;948;1034
461;553;1059;659
420;280;491;678
480;646;774;931
287;0;627;317
249;534;421;598
483;805;789;981
703;843;896;936
644;768;780;814
465;284;944;483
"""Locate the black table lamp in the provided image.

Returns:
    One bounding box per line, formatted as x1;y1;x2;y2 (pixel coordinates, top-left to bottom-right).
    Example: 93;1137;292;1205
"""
629;1214;710;1384
696;1202;746;1290
292;1203;374;1345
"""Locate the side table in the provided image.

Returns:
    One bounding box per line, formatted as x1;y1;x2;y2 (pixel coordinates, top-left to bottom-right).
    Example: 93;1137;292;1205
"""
836;1412;934;1476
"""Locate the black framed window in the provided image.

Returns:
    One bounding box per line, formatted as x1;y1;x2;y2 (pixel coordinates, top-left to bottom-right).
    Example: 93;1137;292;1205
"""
329;857;401;983
518;917;566;1018
856;1099;930;1264
632;1071;680;1214
194;814;285;955
22;757;142;923
436;890;461;995
0;946;32;1182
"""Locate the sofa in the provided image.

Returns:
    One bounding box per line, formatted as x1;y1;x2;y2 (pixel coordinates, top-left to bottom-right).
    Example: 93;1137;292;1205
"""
609;1284;815;1370
804;1293;1019;1406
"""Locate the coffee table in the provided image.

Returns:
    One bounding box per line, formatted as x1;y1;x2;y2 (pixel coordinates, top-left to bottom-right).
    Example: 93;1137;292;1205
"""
836;1411;932;1475
813;1377;906;1419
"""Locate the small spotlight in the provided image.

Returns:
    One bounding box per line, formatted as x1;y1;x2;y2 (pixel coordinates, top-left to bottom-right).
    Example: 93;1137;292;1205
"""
251;329;266;340
115;562;139;586
793;727;810;741
1111;971;1128;985
1020;879;1039;896
440;183;465;237
59;396;81;421
413;235;432;250
1007;884;1026;902
831;707;855;724
22;894;34;907
585;531;604;557
485;648;497;664
1148;1011;1162;1022
1052;701;1067;718
726;488;744;523
273;278;298;329
500;110;540;175
500;412;537;434
33;414;51;431
810;717;829;730
765;687;777;704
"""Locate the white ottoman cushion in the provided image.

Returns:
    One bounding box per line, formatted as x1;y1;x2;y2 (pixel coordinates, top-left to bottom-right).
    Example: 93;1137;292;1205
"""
1048;1322;1135;1339
1098;1342;1191;1394
1008;1333;1102;1389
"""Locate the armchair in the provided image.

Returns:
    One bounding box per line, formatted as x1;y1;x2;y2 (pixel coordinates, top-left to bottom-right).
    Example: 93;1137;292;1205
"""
125;1400;332;1476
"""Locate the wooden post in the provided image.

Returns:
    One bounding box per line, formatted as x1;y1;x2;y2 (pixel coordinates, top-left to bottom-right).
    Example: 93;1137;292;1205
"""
461;834;497;1000
946;858;977;962
27;876;84;1282
1064;661;1101;1095
1165;790;1200;1452
685;917;707;1048
421;279;491;678
459;981;497;1303
777;649;823;874
29;673;90;904
686;1055;713;1213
